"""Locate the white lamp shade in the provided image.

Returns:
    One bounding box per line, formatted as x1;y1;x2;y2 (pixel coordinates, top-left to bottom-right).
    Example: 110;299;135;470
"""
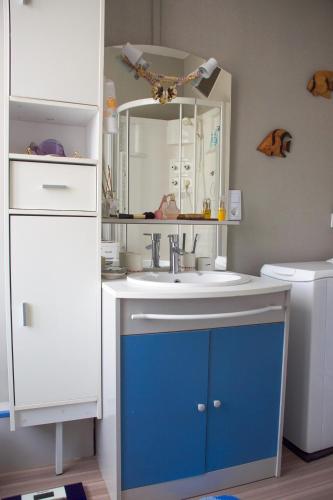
122;43;144;66
198;58;218;79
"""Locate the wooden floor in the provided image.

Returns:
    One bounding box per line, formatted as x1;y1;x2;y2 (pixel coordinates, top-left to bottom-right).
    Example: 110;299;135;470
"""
1;448;333;499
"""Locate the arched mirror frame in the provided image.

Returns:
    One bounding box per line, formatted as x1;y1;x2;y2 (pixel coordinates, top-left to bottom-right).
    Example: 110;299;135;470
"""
103;45;232;268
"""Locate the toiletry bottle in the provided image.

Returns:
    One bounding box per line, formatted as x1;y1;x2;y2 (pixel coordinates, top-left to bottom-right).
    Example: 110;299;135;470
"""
218;197;226;221
203;198;211;219
165;194;180;220
104;79;118;134
154;195;168;219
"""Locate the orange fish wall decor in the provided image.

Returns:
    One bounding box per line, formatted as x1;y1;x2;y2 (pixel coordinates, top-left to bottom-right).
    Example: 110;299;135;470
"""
257;129;292;158
307;70;333;99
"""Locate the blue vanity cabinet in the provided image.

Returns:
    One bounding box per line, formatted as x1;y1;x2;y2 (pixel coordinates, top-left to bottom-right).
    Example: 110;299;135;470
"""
206;323;284;472
121;331;210;490
121;322;285;492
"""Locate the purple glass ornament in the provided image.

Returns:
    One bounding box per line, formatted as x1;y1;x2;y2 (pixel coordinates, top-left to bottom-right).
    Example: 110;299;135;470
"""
29;139;66;156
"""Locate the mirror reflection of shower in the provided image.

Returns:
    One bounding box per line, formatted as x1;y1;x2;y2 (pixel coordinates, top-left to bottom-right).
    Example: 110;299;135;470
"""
116;99;223;263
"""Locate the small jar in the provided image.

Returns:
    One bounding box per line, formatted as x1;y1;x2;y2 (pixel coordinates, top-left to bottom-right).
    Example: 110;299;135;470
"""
102;192;112;217
109;192;119;217
102;191;118;217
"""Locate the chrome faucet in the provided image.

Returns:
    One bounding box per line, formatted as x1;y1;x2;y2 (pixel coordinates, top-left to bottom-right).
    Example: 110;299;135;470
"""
144;233;161;269
168;234;184;274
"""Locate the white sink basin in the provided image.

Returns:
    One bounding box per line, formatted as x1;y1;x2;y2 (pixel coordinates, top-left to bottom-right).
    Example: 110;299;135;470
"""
127;271;251;287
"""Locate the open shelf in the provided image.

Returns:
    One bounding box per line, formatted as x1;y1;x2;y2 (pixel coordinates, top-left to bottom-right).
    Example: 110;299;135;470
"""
102;218;240;225
9;96;98;126
9;153;97;166
9;96;100;161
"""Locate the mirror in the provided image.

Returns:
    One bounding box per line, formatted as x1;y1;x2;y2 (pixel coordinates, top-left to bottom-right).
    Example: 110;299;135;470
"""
103;45;231;269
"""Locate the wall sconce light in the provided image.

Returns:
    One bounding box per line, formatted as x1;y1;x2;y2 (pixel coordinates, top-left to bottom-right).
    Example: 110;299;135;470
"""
122;43;149;70
121;43;219;104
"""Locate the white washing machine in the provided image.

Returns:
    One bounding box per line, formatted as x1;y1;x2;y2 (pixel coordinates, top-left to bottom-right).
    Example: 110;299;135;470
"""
261;261;333;460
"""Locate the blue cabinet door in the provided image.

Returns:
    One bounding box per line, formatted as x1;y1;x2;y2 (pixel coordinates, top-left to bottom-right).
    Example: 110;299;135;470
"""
206;323;284;471
121;330;209;490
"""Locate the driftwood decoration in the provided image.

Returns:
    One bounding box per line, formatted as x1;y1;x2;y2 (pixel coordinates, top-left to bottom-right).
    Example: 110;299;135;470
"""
257;129;292;158
307;71;333;99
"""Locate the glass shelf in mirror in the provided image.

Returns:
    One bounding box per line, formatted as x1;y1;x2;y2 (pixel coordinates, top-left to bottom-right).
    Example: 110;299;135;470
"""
102;218;239;225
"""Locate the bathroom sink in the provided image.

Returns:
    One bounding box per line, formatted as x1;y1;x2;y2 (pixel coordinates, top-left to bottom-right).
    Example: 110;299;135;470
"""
127;271;251;287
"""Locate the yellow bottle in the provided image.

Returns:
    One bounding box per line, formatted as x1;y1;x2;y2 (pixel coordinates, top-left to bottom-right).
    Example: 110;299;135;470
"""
203;198;211;219
217;198;226;221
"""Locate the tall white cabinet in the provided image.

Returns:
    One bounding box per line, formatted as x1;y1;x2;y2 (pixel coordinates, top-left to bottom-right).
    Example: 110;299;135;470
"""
11;217;98;412
10;0;102;105
3;1;104;430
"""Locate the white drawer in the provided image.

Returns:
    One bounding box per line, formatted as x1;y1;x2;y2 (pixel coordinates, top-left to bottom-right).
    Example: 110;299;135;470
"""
120;292;287;335
10;161;96;212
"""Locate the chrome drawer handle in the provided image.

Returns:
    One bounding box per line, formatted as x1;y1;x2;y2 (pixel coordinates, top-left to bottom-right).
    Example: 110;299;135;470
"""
42;184;68;189
197;403;206;412
213;400;222;408
131;306;284;321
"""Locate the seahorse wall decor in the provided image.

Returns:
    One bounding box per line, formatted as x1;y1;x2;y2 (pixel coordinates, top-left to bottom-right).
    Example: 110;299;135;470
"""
307;70;333;99
257;129;292;158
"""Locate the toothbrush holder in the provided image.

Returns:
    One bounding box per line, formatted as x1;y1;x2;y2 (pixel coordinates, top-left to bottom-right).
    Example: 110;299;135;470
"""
181;252;196;271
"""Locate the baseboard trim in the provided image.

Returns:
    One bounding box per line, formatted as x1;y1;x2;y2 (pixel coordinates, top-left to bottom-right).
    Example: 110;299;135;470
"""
283;438;333;462
121;457;277;500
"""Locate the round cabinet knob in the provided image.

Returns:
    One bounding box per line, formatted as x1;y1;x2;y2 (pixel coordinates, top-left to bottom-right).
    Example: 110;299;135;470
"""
213;400;222;408
197;403;206;412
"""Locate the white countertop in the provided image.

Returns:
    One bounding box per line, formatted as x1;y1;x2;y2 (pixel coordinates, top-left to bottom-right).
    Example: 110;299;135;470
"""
102;274;291;300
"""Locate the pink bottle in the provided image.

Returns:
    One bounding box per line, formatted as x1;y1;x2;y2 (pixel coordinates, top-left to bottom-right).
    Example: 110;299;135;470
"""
154;195;168;219
164;194;180;220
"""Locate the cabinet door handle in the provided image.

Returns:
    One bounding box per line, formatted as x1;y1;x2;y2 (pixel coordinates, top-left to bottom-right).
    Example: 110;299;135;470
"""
131;305;284;321
197;403;206;412
22;302;28;327
42;184;68;189
213;400;222;408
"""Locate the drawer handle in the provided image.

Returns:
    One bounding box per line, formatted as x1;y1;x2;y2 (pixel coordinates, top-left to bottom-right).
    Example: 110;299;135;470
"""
131;305;284;321
213;400;222;408
197;403;206;412
42;184;68;189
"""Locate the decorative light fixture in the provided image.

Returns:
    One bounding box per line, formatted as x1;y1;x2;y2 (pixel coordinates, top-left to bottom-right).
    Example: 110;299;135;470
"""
121;43;218;104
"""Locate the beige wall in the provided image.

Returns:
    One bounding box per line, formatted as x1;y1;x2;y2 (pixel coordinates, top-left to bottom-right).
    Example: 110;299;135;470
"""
106;0;333;274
